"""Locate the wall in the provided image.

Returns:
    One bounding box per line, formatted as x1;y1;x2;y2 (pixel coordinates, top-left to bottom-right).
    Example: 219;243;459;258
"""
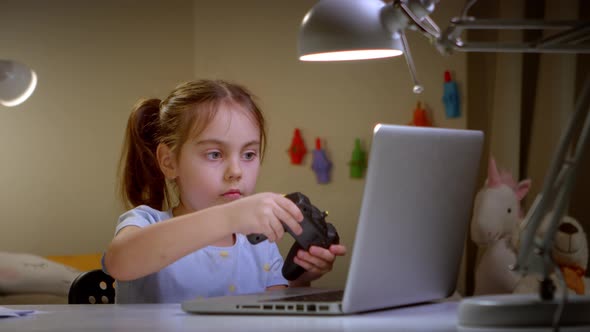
1;0;469;291
0;0;195;253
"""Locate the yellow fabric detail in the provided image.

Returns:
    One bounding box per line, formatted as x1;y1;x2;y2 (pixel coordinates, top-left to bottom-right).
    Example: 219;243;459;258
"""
45;253;103;272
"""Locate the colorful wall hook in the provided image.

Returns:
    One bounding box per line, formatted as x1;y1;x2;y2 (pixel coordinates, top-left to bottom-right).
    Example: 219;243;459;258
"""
311;138;332;184
409;101;432;127
442;70;460;118
287;128;307;165
348;138;367;179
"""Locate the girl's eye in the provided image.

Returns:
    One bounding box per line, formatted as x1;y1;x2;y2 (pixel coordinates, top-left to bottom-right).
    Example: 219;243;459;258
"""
207;151;222;160
243;152;257;160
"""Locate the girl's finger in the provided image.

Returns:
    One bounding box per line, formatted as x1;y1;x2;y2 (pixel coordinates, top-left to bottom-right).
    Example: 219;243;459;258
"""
328;244;347;256
264;218;277;242
274;195;303;235
308;246;335;262
268;209;285;241
293;256;317;273
297;250;330;271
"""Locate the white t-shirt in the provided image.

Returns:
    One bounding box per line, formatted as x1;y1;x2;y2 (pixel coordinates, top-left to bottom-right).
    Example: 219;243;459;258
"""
102;205;288;303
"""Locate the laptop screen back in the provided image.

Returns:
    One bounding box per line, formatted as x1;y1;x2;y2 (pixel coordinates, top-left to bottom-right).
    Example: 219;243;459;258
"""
342;124;483;313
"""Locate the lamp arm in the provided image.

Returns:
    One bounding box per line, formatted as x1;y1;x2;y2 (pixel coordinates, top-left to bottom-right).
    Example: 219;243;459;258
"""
436;18;590;54
422;15;441;36
536;25;590;48
397;0;441;39
460;0;478;19
539;75;590;251
514;75;590;290
399;30;424;94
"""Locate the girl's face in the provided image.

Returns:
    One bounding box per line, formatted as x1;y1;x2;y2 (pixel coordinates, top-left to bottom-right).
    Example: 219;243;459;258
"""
173;103;261;213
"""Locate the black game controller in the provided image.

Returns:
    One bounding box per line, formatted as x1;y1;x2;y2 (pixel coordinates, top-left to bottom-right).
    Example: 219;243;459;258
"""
247;192;340;281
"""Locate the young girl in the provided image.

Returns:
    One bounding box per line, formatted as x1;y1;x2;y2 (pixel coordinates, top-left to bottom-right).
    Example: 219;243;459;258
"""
103;79;346;303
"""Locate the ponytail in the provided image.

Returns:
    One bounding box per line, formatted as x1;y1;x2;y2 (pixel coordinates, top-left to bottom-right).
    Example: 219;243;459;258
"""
118;98;169;210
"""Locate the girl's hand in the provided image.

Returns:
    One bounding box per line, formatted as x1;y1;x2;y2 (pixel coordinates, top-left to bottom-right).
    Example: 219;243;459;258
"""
289;244;347;287
225;192;304;242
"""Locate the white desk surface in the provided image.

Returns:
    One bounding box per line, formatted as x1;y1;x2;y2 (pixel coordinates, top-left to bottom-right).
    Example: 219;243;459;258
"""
1;301;459;331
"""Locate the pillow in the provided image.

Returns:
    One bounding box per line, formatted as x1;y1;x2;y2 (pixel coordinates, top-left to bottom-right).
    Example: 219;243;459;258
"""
0;252;80;296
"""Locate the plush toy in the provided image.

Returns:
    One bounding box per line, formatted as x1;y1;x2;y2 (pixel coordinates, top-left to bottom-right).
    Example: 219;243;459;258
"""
551;216;588;294
512;214;589;295
471;156;590;295
471;157;531;295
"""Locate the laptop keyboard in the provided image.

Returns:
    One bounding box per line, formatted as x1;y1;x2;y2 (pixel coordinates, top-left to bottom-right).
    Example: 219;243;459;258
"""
267;290;344;302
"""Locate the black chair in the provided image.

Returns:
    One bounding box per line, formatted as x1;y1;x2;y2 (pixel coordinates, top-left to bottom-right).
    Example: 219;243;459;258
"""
68;269;116;304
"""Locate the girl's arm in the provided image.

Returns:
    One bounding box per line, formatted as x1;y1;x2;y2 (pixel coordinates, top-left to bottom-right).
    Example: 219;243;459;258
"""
104;205;233;281
104;193;303;281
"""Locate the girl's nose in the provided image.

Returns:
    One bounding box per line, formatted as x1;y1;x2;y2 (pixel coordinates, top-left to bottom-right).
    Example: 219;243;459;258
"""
224;159;242;181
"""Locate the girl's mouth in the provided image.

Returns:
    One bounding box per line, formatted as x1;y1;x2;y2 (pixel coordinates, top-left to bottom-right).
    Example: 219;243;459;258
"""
222;190;242;199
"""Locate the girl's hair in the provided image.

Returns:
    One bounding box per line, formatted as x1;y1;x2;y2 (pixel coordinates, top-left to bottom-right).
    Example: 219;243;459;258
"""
118;79;267;210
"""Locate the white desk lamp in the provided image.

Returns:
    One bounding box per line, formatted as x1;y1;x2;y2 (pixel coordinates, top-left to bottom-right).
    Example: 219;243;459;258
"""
298;0;590;330
0;60;37;107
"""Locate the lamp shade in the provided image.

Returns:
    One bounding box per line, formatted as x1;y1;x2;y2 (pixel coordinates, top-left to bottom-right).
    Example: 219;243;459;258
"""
298;0;403;61
0;60;37;107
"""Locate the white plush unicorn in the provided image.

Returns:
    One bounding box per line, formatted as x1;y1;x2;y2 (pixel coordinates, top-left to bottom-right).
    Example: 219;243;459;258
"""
470;157;531;295
471;156;589;295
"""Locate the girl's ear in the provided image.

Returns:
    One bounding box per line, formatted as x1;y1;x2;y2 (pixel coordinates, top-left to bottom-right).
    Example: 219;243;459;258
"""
157;143;178;180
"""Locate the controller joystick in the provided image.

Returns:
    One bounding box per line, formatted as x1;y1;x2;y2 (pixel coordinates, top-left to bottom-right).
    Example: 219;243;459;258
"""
247;192;339;280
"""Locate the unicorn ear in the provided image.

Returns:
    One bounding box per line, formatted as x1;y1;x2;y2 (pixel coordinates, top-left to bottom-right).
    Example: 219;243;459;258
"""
487;156;501;187
515;179;532;201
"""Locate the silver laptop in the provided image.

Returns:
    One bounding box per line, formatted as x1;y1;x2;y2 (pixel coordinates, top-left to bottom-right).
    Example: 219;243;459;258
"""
182;124;483;315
